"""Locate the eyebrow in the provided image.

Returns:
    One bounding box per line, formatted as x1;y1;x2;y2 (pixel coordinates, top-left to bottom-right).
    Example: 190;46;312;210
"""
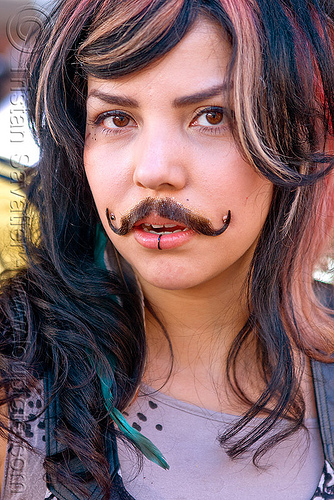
173;83;229;107
86;83;229;109
87;90;139;108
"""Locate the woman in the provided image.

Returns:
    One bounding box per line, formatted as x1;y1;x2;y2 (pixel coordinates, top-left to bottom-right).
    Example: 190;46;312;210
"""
0;0;333;499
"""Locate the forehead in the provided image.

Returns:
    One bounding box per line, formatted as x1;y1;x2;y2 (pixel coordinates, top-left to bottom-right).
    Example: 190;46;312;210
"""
86;18;231;106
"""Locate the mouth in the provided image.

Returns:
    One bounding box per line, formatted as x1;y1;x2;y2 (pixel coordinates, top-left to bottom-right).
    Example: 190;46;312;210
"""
140;223;189;235
132;217;194;250
134;216;189;235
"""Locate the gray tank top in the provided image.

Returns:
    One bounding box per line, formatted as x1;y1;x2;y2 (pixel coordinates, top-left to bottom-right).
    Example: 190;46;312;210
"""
117;384;328;500
1;382;333;499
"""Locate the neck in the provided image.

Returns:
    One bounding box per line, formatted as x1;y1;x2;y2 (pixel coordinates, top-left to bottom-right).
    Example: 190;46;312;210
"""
138;272;250;411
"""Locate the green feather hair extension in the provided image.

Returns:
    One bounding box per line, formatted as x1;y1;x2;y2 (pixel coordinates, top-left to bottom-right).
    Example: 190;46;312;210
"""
93;225;169;470
95;355;169;470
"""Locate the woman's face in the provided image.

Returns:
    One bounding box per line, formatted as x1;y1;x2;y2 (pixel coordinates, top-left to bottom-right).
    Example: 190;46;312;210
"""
84;19;273;292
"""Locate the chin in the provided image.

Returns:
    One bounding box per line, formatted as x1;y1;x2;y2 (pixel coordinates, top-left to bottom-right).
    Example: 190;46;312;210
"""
131;263;198;290
133;264;220;292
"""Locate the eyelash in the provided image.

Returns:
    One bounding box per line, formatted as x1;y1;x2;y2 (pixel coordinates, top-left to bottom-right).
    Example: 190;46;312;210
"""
92;106;229;136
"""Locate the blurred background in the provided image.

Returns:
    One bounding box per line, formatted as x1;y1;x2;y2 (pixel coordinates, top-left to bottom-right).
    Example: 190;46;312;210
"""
0;0;54;165
0;0;53;273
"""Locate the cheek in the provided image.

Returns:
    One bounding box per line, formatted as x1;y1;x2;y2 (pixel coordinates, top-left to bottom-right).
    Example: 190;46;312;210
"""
197;144;273;220
84;144;130;216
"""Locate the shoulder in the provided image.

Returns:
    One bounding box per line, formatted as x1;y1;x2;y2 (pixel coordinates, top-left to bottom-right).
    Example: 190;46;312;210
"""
311;280;334;468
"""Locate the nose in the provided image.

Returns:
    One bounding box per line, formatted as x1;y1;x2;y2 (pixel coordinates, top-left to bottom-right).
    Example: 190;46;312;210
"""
132;127;188;192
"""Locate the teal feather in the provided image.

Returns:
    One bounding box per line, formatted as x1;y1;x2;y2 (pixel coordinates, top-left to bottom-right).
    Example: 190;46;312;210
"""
96;356;169;470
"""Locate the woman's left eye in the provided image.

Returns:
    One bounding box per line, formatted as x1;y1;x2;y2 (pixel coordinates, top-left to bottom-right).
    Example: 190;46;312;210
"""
197;110;224;125
191;107;228;133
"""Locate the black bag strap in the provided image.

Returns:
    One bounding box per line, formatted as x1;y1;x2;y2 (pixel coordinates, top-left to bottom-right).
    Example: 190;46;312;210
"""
43;371;133;500
311;359;334;469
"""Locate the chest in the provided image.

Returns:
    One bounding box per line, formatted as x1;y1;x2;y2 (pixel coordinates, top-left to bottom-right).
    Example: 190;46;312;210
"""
118;385;324;500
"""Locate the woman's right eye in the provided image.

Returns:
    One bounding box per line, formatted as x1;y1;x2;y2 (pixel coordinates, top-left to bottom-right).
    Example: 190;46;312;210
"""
94;111;137;133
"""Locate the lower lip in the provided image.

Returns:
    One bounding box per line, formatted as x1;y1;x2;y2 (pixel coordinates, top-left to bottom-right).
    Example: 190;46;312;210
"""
133;227;196;250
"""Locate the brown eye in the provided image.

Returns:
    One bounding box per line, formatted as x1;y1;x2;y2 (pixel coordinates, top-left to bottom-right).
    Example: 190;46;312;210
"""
205;111;223;125
100;112;135;130
193;107;226;129
103;115;130;128
110;115;130;127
